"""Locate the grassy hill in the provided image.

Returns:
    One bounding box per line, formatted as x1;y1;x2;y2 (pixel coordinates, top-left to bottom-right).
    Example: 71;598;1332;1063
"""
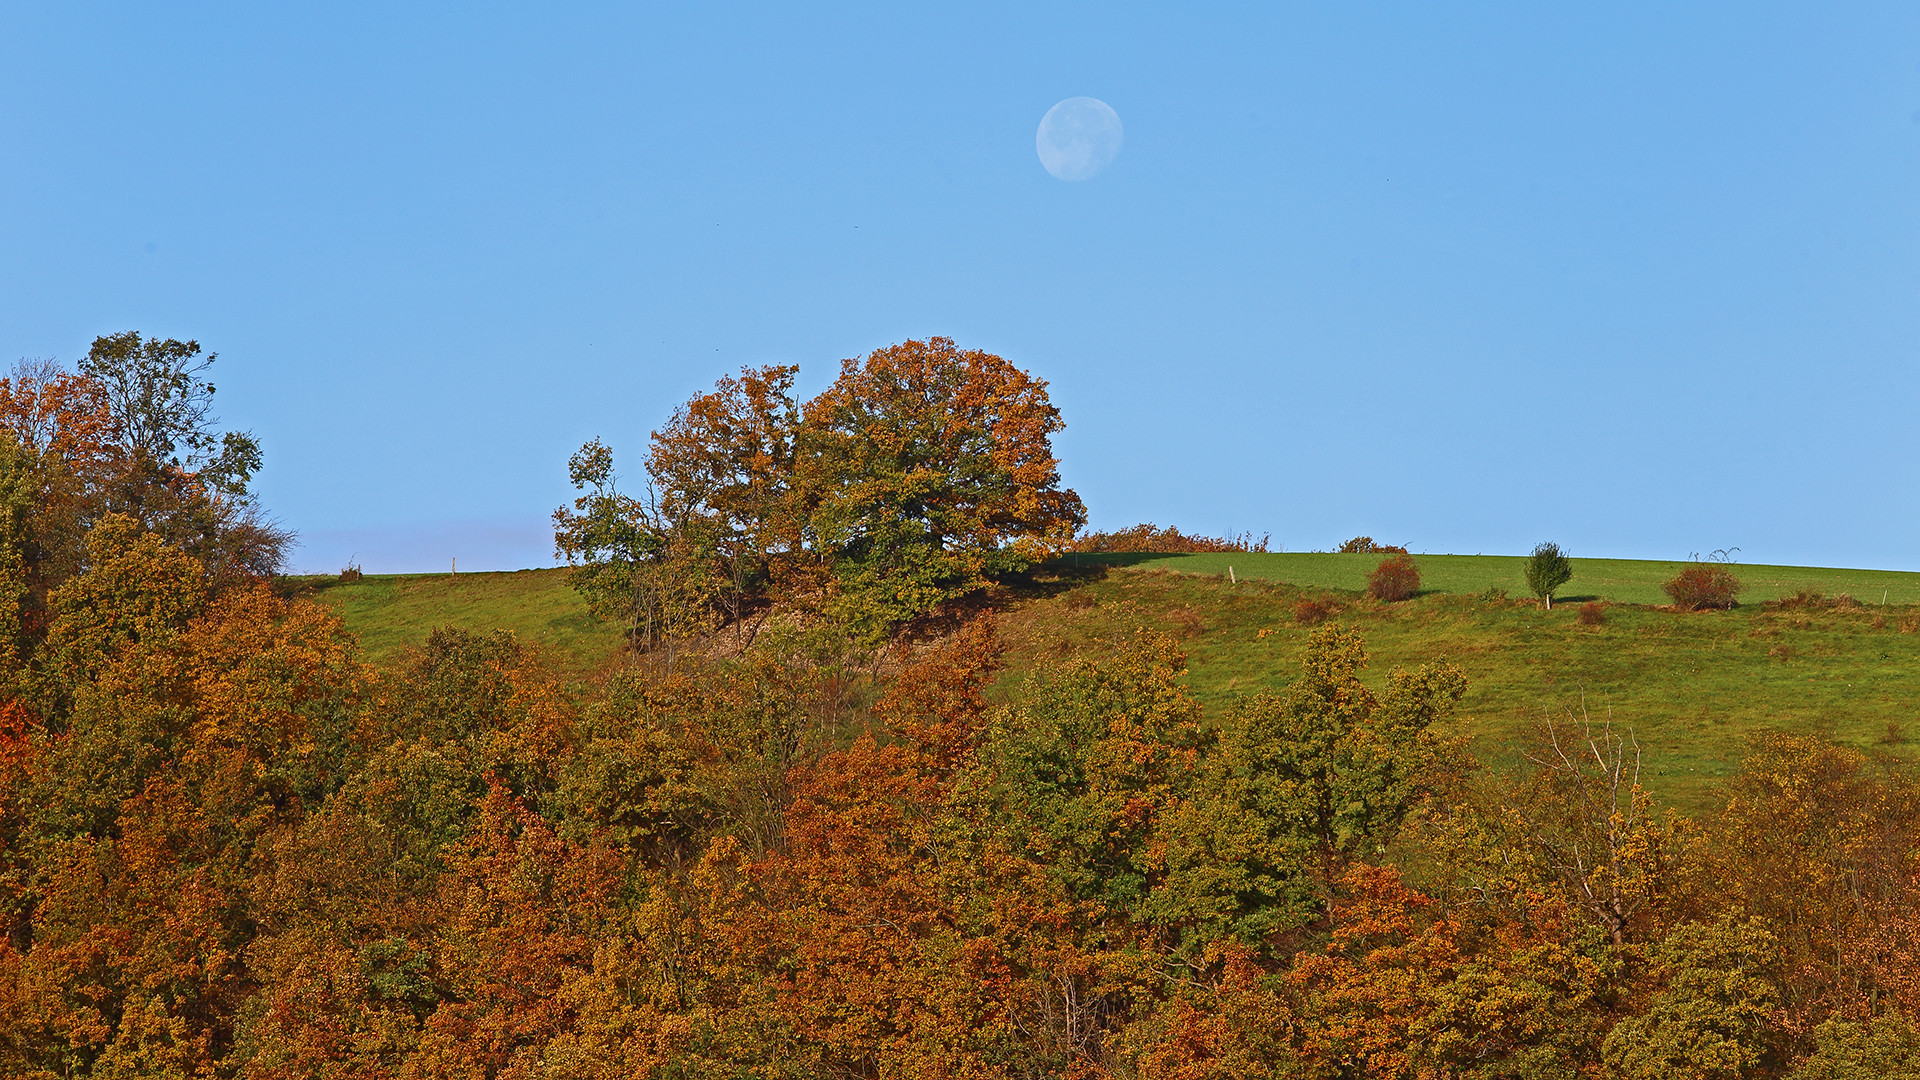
998;566;1920;813
1066;551;1920;606
298;554;1920;813
296;568;623;671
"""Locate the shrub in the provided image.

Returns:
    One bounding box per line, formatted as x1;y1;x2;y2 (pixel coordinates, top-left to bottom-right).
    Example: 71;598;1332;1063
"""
1577;600;1606;626
338;560;363;584
1339;536;1407;555
1664;561;1742;611
1293;598;1335;626
1769;590;1861;613
1523;541;1574;609
1168;606;1205;637
1366;554;1420;602
1071;524;1269;554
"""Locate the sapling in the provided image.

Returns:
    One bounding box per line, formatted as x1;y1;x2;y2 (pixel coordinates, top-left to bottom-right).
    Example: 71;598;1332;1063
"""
1525;542;1575;609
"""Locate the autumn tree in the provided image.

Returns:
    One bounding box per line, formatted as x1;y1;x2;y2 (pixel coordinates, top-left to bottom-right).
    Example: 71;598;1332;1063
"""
645;364;807;641
799;337;1085;642
1500;712;1683;947
558;341;1084;650
1709;736;1920;1040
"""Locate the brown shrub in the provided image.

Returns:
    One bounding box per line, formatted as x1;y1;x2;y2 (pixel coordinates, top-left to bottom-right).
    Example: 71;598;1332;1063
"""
1902;613;1920;634
1071;523;1268;554
338;560;364;584
1339;536;1408;555
1769;590;1862;613
1062;591;1097;611
1168;606;1205;637
1576;601;1606;626
1293;599;1335;626
1664;562;1742;611
1366;554;1420;602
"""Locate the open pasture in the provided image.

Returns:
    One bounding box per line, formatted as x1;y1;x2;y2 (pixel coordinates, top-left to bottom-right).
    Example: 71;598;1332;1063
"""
296;568;621;671
1063;551;1920;606
1004;563;1920;813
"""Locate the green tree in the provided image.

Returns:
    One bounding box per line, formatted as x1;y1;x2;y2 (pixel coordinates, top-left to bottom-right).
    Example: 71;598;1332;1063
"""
77;332;287;578
80;331;263;499
1603;915;1785;1079
553;438;719;651
1791;1015;1920;1080
1158;623;1464;940
1523;541;1574;609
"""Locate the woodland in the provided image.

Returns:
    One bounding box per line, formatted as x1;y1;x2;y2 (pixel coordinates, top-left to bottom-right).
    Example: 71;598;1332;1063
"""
1;333;1919;1079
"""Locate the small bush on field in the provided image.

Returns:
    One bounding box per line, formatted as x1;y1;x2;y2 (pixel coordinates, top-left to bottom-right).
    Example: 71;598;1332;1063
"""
1294;598;1335;626
1367;554;1420;602
1168;606;1205;637
1769;590;1862;613
339;560;363;584
1768;643;1797;663
1882;721;1906;745
1577;601;1606;626
1480;586;1508;602
1664;562;1742;611
1339;536;1408;555
1062;591;1097;611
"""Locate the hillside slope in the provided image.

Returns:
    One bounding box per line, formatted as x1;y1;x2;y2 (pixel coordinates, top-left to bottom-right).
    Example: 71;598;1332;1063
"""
302;555;1920;811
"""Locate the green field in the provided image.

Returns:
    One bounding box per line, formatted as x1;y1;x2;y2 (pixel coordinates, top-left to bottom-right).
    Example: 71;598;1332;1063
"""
1062;551;1920;606
298;554;1920;812
295;568;622;670
1001;566;1920;812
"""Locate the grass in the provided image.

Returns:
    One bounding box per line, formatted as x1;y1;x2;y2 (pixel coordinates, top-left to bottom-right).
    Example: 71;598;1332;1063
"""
293;568;623;671
999;566;1920;814
293;553;1920;813
1061;552;1920;607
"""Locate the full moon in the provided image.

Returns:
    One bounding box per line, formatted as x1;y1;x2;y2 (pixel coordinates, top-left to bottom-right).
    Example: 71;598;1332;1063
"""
1036;97;1123;181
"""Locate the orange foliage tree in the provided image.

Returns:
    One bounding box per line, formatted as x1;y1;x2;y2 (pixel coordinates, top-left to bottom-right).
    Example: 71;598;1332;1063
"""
560;339;1085;651
800;337;1084;640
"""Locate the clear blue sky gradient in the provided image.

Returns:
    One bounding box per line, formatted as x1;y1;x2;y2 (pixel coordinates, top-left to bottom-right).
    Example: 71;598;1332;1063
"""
3;4;1917;573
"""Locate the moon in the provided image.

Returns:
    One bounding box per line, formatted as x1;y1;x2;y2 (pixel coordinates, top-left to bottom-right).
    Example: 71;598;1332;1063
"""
1036;97;1123;181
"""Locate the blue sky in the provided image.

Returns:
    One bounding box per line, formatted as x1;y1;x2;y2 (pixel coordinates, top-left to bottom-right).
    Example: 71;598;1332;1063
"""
3;4;1917;573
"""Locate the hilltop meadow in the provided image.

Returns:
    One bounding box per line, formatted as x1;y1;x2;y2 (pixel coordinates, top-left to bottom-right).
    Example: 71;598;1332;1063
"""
303;551;1920;814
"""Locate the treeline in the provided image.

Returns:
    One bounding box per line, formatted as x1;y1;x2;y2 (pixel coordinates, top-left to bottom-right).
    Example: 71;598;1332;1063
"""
3;336;1920;1078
